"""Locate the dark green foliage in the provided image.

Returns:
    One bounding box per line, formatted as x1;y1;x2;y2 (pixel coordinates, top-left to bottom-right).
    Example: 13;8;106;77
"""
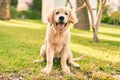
102;16;114;24
101;15;110;23
10;6;18;18
102;14;120;25
10;0;42;19
33;0;42;11
10;0;18;7
106;17;114;24
32;0;42;18
10;7;41;19
101;5;120;25
19;10;41;19
101;6;109;23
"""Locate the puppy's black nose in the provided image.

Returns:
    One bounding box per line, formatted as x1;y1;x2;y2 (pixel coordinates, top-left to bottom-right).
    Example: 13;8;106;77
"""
59;16;64;21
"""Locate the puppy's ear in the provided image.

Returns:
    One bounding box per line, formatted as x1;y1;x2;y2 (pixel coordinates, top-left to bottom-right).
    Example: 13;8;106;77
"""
69;9;78;24
47;9;55;25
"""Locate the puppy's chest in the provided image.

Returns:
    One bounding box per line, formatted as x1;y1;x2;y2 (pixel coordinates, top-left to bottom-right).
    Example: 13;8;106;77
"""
52;34;68;53
53;34;66;44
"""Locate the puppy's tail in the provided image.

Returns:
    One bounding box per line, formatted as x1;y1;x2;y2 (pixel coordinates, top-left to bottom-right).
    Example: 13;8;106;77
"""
33;59;44;63
73;54;87;61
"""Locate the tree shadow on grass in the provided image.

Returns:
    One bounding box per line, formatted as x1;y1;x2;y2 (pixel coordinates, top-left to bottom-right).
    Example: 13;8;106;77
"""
100;32;120;38
71;33;120;64
71;33;120;49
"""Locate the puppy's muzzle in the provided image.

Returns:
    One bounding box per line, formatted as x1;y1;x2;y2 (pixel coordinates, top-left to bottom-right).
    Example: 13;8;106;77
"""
56;16;67;31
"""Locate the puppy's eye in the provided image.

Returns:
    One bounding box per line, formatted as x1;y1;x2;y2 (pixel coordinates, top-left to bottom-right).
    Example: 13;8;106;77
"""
65;12;68;15
56;12;59;14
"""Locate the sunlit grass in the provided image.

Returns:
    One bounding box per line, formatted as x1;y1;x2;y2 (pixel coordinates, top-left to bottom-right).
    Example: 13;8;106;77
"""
0;19;44;29
70;26;120;63
0;19;120;79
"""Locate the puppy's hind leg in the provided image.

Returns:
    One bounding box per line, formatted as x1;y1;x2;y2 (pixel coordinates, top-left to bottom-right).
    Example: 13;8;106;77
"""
67;48;80;68
34;45;46;63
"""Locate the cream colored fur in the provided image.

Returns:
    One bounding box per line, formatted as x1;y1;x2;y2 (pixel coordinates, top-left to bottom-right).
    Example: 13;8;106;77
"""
37;7;79;74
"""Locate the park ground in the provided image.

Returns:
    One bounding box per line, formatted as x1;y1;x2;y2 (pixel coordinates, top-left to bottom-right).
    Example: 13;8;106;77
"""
0;19;120;80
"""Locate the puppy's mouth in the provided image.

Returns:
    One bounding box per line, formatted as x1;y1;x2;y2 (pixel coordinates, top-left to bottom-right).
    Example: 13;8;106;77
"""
56;22;67;30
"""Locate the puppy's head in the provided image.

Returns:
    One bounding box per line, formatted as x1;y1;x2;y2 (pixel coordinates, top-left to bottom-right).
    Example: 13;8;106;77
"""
47;7;78;32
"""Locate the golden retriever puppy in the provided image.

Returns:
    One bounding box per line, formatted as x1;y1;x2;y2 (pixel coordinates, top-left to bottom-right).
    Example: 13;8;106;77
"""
40;7;79;74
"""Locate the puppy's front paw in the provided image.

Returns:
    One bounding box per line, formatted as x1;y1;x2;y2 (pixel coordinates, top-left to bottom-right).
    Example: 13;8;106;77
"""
41;67;51;74
62;66;71;75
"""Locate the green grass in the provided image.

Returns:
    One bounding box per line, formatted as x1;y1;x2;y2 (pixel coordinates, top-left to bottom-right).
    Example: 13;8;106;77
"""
0;19;120;80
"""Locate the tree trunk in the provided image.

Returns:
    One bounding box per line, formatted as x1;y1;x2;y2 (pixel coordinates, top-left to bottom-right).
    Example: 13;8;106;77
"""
0;0;3;18
65;0;73;9
76;0;106;42
74;0;90;30
0;0;10;20
93;0;106;42
83;0;98;42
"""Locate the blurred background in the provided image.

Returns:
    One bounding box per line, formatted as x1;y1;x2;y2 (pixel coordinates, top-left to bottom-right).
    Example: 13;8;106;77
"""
0;0;120;25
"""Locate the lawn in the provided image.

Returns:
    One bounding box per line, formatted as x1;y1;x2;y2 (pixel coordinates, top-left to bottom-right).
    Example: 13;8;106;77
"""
0;19;120;80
